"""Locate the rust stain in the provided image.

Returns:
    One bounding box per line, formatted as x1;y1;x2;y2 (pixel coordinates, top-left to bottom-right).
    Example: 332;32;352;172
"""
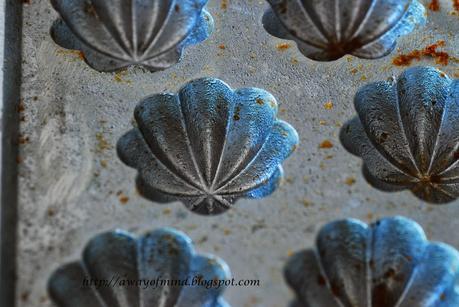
392;40;450;66
324;101;334;110
56;49;85;61
428;0;440;11
319;140;334;149
114;69;132;84
276;42;291;51
344;177;356;186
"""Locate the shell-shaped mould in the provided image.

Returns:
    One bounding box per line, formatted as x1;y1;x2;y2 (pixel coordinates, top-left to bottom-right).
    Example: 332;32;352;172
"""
285;216;459;307
48;228;231;307
117;78;299;215
262;0;426;61
340;67;459;204
50;0;213;72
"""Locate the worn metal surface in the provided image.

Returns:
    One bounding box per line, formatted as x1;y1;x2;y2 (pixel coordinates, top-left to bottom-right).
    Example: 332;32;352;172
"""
14;0;459;306
48;227;230;307
285;216;459;307
117;77;298;215
341;67;459;204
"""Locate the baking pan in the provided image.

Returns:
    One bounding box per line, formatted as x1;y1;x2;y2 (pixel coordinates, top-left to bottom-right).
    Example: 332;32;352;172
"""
1;0;459;306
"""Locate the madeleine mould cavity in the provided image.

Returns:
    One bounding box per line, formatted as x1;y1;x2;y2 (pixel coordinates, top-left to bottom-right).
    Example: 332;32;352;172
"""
285;216;459;307
340;67;459;204
48;227;231;307
117;78;299;215
50;0;213;72
263;0;425;61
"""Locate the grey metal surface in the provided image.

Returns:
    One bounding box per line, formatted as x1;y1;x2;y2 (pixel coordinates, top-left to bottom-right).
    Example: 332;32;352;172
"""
14;0;459;306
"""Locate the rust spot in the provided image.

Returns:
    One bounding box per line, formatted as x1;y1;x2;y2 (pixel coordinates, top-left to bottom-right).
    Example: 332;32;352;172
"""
233;106;241;121
428;0;440;11
18;135;29;145
454;0;459;12
317;274;326;286
344;176;356;186
84;1;97;17
256;98;264;105
218;44;226;50
324;101;334;110
276;43;291;51
319;140;334;149
119;194;129;204
174;4;180;12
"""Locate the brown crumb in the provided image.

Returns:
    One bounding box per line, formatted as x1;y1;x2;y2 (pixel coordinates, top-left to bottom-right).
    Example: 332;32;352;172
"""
454;0;459;11
319;140;333;149
218;44;226;50
221;0;228;10
163;208;172;215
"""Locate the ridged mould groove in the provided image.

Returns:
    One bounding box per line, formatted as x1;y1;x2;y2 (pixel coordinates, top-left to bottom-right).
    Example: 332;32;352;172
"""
50;0;213;72
285;216;459;307
340;66;459;204
117;77;299;215
263;0;426;61
48;228;231;307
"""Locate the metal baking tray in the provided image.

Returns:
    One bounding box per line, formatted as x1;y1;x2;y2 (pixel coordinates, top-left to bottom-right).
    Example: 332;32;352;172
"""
1;0;458;306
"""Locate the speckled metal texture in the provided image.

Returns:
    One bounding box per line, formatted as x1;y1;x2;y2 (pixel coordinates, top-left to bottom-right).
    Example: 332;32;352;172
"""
50;0;214;72
341;67;459;204
117;77;299;215
263;0;426;61
11;0;459;306
285;216;459;307
48;227;230;307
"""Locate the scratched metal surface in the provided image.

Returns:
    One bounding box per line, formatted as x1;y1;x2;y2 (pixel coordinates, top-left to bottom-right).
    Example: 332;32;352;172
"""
16;0;459;306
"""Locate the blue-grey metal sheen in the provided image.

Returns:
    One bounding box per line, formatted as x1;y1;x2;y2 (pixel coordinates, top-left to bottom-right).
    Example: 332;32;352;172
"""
285;216;459;307
50;0;213;72
263;0;425;61
117;78;299;215
340;67;459;204
48;228;231;307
